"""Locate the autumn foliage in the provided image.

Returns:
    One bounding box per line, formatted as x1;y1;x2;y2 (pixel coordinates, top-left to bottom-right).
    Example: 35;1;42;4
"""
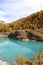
0;10;43;33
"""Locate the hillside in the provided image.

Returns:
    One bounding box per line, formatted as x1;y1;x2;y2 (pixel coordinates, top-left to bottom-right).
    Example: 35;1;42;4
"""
10;10;43;30
0;10;43;33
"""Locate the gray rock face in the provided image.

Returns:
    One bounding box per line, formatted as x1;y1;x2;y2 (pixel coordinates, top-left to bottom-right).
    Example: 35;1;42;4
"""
8;30;28;40
27;29;43;41
0;21;5;24
8;29;43;42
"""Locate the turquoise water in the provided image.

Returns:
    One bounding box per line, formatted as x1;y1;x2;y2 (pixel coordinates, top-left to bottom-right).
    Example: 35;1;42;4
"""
0;37;43;63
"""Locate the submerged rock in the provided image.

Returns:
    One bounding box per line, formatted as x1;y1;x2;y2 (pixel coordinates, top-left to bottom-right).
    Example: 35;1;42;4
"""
0;60;10;65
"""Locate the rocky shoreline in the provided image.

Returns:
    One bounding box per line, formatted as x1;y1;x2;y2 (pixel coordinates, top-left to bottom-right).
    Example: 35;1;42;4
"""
8;29;43;42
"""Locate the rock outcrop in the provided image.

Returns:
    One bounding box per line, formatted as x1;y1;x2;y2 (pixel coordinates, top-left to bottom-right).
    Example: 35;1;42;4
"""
8;29;43;42
8;30;28;40
27;29;43;41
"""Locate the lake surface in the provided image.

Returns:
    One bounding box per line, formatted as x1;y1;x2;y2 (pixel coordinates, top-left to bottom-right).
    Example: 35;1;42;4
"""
0;36;43;63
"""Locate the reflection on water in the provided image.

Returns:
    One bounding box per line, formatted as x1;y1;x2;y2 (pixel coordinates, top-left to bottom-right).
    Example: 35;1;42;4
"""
0;36;43;63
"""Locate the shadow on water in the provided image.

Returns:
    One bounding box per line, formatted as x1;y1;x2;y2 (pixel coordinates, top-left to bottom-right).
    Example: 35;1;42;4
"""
9;38;43;51
9;38;43;56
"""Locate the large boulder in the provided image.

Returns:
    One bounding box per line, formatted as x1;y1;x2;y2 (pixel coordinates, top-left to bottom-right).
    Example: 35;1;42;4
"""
8;30;28;40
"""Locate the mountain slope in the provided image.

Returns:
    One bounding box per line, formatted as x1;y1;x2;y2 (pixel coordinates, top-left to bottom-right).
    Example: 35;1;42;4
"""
0;10;43;33
9;10;43;30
